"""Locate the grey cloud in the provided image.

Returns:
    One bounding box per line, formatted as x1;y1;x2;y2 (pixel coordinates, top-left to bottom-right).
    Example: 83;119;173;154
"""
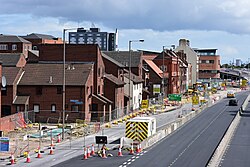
1;0;250;34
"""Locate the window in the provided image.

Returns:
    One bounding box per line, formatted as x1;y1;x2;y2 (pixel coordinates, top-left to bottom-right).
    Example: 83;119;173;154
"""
0;44;8;50
33;46;38;50
71;105;79;112
201;60;206;63
1;87;7;96
12;44;17;50
51;104;56;113
57;86;62;94
209;60;214;64
36;86;42;95
98;85;100;94
98;68;101;77
16;105;20;113
34;104;40;113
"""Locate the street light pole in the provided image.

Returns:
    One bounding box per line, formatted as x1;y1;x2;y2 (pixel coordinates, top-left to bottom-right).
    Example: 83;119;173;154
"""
62;27;77;140
62;29;66;140
128;40;144;113
162;46;165;99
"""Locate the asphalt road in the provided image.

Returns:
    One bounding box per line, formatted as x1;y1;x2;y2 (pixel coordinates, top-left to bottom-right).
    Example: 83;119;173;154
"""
220;98;250;167
53;91;248;167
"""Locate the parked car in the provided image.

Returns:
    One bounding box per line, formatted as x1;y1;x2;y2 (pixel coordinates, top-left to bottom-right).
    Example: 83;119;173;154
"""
227;91;235;98
229;98;238;106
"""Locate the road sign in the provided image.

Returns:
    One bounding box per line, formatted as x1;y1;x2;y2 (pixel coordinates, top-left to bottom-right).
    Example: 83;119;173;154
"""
95;136;108;144
141;100;149;108
168;94;182;101
153;84;161;95
0;137;9;152
70;100;83;105
192;95;199;105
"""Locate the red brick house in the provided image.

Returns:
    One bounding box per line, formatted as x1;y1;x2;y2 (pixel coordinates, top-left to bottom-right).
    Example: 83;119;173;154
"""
102;53;125;118
1;67;23;117
142;59;163;98
103;51;144;111
22;33;63;50
16;63;94;123
0;35;32;58
37;44;112;121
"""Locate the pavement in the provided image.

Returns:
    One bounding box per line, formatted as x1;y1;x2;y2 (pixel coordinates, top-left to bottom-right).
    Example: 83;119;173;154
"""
0;88;237;166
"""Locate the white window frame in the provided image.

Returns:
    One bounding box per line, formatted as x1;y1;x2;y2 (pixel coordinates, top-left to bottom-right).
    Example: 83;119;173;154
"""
12;44;17;50
51;104;56;113
0;44;8;50
34;104;40;113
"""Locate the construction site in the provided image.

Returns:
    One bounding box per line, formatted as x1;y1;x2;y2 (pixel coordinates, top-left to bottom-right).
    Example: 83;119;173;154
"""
0;89;231;166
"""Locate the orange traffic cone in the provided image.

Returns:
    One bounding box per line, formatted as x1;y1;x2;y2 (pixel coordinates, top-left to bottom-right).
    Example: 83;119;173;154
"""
102;147;107;158
136;144;140;153
50;138;54;147
129;143;134;155
91;144;95;155
83;148;88;160
37;147;42;158
118;145;123;157
26;152;31;163
57;134;61;143
139;143;142;152
10;153;15;165
87;146;91;158
49;146;54;155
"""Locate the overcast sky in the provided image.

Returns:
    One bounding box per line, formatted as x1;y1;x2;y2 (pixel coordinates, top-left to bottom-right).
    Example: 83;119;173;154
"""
1;0;250;64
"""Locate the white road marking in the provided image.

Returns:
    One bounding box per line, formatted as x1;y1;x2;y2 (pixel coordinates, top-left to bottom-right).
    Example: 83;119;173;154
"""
123;162;127;165
132;159;135;162
136;156;139;159
52;159;56;161
63;150;77;157
168;107;227;167
128;159;131;162
132;156;135;158
128;162;131;165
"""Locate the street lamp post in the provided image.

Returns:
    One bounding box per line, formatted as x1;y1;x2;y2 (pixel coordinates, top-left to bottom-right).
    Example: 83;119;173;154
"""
128;40;144;113
62;28;77;140
62;29;66;140
162;46;165;108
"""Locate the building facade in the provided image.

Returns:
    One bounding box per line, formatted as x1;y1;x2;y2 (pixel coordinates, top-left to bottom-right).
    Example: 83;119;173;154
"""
175;39;199;86
0;35;32;58
22;33;63;50
69;28;117;51
194;49;220;80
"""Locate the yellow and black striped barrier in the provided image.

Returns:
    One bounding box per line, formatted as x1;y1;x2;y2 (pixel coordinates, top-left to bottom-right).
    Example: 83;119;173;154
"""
125;121;148;142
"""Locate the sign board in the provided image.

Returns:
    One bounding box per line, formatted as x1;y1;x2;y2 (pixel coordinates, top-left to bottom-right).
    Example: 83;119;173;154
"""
70;100;83;104
141;100;149;108
0;137;9;152
192;95;199;105
153;84;161;95
95;136;108;144
241;80;247;87
168;94;182;101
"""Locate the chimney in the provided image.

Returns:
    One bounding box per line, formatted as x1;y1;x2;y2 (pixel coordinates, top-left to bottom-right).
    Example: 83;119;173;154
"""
49;76;53;83
179;39;190;47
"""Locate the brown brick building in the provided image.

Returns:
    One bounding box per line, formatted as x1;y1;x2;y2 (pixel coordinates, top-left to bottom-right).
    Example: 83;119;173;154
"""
102;53;125;118
37;44;112;121
22;33;63;50
194;49;221;80
14;63;94;122
0;35;32;58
